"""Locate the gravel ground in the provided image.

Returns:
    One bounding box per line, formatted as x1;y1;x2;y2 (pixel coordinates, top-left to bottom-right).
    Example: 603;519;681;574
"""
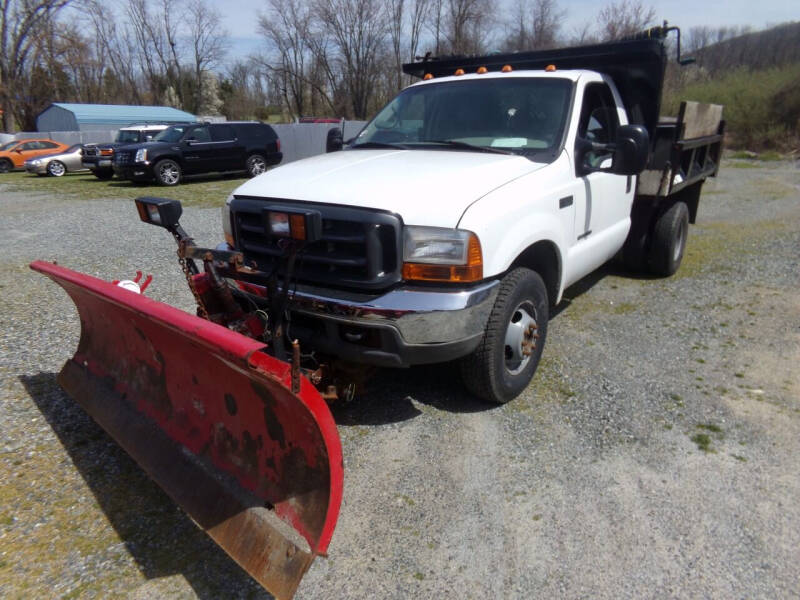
1;160;798;599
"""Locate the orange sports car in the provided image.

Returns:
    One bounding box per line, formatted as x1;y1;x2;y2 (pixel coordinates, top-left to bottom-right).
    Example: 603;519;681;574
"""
0;139;70;172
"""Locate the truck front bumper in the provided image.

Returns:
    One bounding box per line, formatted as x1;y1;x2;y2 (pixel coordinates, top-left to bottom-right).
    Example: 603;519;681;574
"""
236;276;499;368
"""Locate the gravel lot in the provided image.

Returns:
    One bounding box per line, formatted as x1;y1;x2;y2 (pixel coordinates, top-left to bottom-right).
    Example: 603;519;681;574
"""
1;160;798;599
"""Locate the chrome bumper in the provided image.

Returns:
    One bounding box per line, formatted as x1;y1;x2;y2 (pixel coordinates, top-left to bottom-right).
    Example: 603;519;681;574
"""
286;279;499;346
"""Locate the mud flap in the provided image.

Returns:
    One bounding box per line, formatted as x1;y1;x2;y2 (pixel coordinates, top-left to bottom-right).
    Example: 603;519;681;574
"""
30;260;342;600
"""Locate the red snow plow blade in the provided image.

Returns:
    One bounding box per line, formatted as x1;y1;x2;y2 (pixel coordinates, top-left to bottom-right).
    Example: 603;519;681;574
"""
30;260;343;600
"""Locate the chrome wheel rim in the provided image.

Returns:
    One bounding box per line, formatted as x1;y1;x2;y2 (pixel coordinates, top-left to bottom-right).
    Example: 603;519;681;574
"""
49;161;65;176
504;301;538;375
249;157;266;175
159;162;179;184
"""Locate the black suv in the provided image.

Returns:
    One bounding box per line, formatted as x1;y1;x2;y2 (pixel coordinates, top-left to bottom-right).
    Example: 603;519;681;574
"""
113;121;282;185
82;123;176;179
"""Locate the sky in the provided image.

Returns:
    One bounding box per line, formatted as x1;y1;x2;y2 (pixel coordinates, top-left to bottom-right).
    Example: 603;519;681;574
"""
220;0;799;61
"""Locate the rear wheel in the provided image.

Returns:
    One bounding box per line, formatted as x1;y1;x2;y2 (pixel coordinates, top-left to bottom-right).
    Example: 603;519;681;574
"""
460;268;549;404
0;159;12;173
246;154;267;177
47;160;66;177
648;201;689;276
154;159;182;186
93;169;114;180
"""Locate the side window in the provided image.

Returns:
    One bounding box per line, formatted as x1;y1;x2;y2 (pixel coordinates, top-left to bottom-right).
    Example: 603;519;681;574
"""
577;83;619;168
187;126;211;142
20;142;38;150
41;141;59;149
211;125;235;141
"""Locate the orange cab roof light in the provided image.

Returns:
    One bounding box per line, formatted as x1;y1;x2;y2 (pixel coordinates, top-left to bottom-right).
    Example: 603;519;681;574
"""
545;64;557;72
476;66;488;74
501;64;513;72
423;73;434;80
454;68;465;76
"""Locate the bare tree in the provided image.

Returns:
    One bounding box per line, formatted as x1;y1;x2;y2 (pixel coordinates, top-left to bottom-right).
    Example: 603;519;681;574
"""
504;0;563;51
314;0;388;119
185;0;227;113
596;0;656;41
0;0;72;130
442;0;492;55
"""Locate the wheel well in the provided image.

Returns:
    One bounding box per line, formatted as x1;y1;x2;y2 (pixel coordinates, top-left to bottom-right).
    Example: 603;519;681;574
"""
510;240;561;306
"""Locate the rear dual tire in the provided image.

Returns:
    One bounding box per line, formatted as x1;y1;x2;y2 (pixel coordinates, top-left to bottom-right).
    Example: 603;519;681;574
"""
461;268;549;404
648;201;689;277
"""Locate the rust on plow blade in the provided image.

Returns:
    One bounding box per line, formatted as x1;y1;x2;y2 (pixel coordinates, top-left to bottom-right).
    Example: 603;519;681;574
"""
30;260;343;600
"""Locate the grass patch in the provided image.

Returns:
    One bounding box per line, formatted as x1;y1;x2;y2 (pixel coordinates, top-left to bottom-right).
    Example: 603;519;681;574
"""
413;572;425;580
0;170;249;208
697;423;723;434
691;433;714;452
728;161;761;169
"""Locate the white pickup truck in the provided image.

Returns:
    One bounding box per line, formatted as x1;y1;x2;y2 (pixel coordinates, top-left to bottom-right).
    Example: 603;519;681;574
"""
216;26;723;403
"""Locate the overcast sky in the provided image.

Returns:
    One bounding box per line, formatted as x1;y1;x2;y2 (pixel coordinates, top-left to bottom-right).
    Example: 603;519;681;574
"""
217;0;798;60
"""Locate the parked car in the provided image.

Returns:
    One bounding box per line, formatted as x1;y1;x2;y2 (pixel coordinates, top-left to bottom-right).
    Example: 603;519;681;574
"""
24;143;86;176
113;121;282;185
82;123;177;179
0;139;69;173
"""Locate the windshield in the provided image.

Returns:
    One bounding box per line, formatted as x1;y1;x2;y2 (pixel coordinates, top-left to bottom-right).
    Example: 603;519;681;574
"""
115;130;143;143
154;125;188;143
0;141;18;151
354;77;573;159
66;144;82;153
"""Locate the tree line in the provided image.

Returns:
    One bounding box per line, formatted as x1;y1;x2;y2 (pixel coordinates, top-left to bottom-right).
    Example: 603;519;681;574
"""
0;0;783;132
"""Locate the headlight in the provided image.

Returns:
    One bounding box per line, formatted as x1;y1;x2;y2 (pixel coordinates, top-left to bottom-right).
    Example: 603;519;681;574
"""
29;159;41;165
135;148;147;162
402;225;482;282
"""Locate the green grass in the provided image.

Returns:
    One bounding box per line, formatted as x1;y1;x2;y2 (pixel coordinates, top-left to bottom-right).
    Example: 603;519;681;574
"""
0;170;249;208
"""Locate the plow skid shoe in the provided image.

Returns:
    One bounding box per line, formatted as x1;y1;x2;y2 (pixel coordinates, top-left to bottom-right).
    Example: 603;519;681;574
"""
30;261;343;600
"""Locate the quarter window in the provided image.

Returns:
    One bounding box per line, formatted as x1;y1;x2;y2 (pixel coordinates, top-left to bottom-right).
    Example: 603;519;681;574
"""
211;125;235;141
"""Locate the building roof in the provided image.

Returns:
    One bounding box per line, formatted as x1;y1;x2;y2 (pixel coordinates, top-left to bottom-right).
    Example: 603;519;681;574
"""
46;103;197;124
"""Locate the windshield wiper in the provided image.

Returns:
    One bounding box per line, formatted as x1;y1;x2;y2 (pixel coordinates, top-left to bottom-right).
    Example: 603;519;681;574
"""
349;141;408;150
424;140;514;155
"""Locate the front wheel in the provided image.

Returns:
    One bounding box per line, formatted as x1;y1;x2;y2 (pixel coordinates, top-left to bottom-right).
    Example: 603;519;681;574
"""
154;159;182;186
246;154;267;177
92;169;114;180
648;201;689;276
460;268;549;404
47;160;66;177
0;159;12;173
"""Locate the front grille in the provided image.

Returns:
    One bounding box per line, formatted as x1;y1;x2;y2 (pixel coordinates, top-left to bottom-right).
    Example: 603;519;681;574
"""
231;197;402;290
114;151;132;165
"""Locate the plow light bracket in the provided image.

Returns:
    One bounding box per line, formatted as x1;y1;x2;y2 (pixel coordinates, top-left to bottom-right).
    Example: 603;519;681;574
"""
135;197;183;229
263;205;322;243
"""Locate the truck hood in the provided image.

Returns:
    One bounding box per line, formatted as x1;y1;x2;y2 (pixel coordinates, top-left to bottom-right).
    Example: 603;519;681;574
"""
232;149;548;227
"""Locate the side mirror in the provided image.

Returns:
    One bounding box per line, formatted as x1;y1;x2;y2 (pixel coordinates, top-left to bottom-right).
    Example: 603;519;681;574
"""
611;124;649;175
326;127;343;153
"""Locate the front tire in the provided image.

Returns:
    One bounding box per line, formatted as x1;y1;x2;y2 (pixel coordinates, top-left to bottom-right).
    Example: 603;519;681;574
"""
0;159;12;173
154;159;182;186
92;169;114;180
460;268;549;404
246;154;267;177
648;201;689;276
47;160;66;177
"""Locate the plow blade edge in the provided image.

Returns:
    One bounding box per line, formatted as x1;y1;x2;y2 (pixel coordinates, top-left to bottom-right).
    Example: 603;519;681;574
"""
31;260;343;600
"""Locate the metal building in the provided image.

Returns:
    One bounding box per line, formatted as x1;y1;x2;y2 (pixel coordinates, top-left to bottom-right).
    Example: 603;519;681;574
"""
36;103;197;132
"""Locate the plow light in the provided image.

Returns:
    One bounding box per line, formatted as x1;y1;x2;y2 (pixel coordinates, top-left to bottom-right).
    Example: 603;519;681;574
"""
263;206;322;243
135;197;183;229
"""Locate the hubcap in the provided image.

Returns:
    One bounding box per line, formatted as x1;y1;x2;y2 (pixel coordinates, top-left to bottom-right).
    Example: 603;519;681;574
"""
160;163;179;184
49;162;65;176
504;301;538;375
249;157;266;175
